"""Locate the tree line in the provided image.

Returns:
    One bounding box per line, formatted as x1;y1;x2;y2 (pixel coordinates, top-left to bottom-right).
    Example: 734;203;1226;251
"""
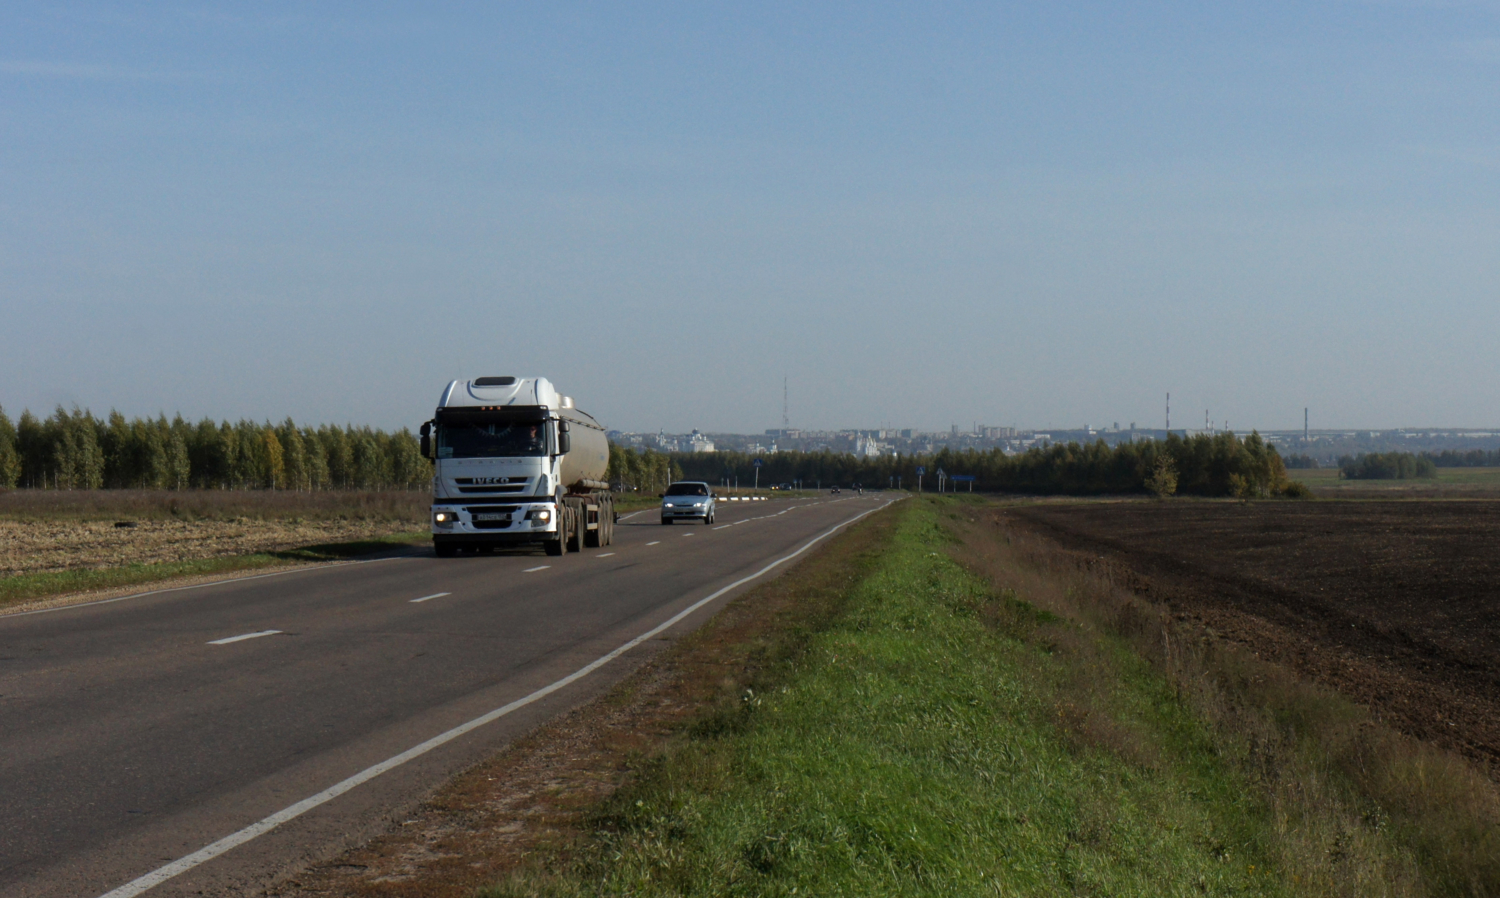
0;406;428;490
605;444;683;494
1424;448;1500;468
0;405;1305;499
672;431;1300;498
1337;452;1438;480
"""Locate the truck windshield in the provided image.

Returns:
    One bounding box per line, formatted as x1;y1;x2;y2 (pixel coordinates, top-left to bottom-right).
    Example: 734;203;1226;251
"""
437;419;546;458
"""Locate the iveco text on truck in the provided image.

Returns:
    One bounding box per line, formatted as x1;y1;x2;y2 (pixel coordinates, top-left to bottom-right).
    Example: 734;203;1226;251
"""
420;376;613;557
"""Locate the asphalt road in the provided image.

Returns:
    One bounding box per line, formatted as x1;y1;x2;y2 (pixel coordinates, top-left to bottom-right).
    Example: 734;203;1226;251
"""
0;493;896;898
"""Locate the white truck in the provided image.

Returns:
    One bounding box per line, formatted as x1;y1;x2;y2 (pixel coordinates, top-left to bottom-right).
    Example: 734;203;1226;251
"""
420;376;614;557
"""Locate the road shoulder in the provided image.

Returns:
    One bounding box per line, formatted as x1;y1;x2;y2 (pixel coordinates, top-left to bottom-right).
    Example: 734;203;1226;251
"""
273;500;900;896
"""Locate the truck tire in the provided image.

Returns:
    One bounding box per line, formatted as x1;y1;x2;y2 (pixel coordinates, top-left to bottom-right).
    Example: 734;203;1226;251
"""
567;507;585;552
584;503;601;548
435;541;457;558
544;535;564;556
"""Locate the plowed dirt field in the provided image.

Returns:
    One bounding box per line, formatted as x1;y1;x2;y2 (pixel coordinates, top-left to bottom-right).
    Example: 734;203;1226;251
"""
1000;499;1500;772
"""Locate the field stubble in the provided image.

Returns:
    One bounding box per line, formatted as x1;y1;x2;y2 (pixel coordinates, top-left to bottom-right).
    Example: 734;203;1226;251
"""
988;497;1500;895
0;490;429;602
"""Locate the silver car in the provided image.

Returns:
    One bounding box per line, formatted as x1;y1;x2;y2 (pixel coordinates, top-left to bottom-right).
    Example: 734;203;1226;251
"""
660;481;715;525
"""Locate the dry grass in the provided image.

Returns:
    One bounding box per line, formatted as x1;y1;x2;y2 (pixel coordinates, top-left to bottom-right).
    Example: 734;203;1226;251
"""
945;501;1500;898
0;489;431;608
0;488;430;523
0;518;424;578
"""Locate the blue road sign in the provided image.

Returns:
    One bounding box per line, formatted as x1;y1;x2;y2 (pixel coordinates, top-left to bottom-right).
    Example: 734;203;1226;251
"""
915;466;926;475
753;459;764;467
952;475;976;482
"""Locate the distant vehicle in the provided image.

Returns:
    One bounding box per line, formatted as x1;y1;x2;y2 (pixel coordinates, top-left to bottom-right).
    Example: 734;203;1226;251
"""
661;481;716;525
779;482;794;490
420;376;613;557
830;486;841;495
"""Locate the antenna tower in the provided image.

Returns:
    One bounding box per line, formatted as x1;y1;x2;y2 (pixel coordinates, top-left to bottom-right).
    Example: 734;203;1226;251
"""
782;376;789;431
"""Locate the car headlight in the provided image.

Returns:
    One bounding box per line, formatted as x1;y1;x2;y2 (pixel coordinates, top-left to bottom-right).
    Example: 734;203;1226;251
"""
692;501;706;507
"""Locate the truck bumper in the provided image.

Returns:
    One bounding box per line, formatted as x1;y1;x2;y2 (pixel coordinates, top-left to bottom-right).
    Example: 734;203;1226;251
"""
431;501;558;540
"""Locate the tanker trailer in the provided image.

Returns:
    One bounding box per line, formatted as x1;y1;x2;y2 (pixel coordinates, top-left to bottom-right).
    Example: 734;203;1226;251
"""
419;376;614;557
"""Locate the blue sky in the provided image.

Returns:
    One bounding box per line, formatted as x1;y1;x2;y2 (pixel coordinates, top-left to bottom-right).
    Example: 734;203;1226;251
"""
3;2;1498;433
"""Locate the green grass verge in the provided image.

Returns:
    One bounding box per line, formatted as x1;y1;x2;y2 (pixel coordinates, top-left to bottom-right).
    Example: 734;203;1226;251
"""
0;531;429;608
485;501;1312;896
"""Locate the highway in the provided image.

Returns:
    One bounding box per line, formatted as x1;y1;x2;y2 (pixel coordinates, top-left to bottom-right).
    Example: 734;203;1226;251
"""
0;493;896;898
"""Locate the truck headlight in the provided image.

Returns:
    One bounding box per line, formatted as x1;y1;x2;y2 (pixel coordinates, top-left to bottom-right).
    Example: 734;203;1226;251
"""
434;510;457;527
527;509;552;523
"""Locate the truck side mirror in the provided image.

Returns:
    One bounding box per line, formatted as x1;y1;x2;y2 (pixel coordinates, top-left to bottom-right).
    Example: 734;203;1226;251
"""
557;420;571;454
419;421;432;459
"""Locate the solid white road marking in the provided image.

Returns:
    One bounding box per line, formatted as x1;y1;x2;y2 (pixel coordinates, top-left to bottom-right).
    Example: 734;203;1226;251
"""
617;509;651;521
597;553;616;558
95;496;899;898
646;541;660;546
409;592;451;604
713;525;732;530
207;630;282;646
523;566;551;573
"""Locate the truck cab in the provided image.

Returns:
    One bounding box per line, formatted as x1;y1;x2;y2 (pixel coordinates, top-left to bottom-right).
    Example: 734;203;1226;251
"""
421;376;612;557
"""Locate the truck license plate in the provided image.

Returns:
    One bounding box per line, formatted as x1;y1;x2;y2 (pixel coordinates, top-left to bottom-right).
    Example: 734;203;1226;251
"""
475;513;509;521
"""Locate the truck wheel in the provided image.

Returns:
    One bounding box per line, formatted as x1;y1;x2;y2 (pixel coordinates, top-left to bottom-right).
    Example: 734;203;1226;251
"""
544;535;564;556
567;508;585;552
435;542;457;558
584;505;601;548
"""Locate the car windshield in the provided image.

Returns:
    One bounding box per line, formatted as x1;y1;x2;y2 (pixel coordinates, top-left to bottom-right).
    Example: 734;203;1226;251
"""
664;483;709;496
437;418;546;458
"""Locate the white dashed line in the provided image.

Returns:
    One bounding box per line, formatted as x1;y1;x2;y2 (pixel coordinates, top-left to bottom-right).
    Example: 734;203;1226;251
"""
98;497;900;898
409;592;451;604
713;525;732;530
524;565;551;573
597;553;616;558
681;532;695;537
646;541;661;546
207;630;282;646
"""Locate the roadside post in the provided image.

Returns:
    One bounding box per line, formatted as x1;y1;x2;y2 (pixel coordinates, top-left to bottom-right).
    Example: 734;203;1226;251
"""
936;467;946;493
916;465;926;492
753;458;763;492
